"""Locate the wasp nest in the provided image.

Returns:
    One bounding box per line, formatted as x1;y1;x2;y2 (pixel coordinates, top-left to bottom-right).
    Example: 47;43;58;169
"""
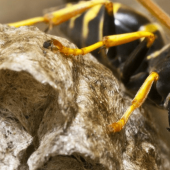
0;24;169;170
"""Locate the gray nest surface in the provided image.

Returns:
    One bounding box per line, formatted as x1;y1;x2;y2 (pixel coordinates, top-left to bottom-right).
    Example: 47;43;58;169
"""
0;24;169;170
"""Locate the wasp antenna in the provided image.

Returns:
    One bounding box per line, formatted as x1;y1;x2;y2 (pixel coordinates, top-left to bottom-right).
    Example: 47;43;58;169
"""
137;0;170;30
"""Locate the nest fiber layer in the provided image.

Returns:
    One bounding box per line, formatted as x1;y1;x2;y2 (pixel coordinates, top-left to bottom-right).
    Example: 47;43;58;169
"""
0;25;169;170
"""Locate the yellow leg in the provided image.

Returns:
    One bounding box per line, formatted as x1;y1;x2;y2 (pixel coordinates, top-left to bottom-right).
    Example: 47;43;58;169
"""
108;72;159;133
44;0;110;26
8;17;46;27
46;31;155;55
8;0;110;27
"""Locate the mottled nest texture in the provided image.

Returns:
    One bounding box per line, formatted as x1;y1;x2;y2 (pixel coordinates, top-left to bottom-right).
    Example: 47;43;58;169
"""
0;24;169;170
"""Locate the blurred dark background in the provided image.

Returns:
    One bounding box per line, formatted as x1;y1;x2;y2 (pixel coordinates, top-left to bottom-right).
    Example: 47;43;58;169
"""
0;0;170;145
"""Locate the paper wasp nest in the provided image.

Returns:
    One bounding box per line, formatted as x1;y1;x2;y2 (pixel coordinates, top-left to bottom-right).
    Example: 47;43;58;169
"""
0;24;169;170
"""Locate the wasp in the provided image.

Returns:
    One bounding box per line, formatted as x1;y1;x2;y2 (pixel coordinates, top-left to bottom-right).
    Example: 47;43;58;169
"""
7;0;170;133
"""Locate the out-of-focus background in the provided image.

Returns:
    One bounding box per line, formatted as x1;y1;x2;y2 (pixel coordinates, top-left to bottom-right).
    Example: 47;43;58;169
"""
0;0;170;145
